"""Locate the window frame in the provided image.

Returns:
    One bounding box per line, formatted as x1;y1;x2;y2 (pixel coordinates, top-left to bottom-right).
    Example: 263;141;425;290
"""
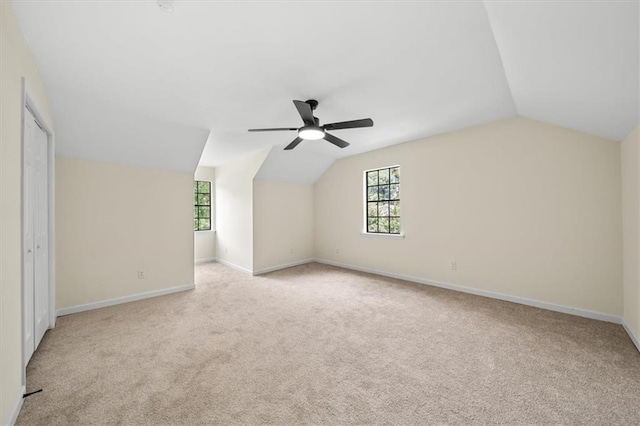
194;180;212;232
363;165;401;235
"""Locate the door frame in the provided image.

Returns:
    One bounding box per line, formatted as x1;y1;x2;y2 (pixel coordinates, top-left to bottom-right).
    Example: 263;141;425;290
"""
21;78;56;386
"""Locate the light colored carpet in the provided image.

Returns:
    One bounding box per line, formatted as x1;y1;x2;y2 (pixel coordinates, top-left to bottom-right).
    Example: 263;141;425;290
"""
17;262;640;425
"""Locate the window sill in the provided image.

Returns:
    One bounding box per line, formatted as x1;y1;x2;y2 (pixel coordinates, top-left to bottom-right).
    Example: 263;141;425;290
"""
361;232;405;239
195;230;216;233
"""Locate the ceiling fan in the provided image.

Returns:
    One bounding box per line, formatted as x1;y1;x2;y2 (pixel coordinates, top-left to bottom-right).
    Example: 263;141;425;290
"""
248;100;374;150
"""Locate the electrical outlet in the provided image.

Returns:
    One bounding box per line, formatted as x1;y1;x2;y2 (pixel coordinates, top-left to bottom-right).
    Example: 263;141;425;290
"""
225;247;228;254
450;261;457;271
290;248;294;254
336;248;340;255
137;270;145;279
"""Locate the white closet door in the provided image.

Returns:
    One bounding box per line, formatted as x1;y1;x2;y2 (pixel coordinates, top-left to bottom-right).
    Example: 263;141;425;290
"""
23;106;50;364
33;120;49;348
23;108;36;365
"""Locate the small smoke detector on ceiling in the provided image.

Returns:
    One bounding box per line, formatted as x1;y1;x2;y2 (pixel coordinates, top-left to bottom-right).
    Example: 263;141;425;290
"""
157;0;174;14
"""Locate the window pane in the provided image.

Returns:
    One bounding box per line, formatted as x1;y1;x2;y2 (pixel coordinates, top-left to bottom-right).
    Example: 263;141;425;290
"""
379;169;389;184
367;202;377;217
390;167;400;183
390;217;400;234
198;206;210;218
198;218;210;230
364;167;400;234
198;193;210;206
390;201;400;216
367;186;378;201
367;171;378;186
378;217;389;233
378;201;389;217
194;180;212;231
390;184;400;200
379;185;390;200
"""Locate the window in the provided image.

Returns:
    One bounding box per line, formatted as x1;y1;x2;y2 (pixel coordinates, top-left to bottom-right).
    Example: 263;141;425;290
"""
365;166;400;234
194;181;211;231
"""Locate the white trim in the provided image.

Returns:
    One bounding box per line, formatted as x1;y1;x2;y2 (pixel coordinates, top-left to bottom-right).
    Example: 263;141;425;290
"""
360;232;405;239
56;283;195;317
252;258;315;276
622;320;640;353
195;257;216;265
5;385;26;426
47;117;56;330
314;258;622;324
20;78;27;392
213;258;253;275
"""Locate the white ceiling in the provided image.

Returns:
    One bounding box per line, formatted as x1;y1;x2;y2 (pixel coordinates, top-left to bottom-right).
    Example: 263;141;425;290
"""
485;0;638;141
53;91;209;172
255;147;335;185
12;0;638;179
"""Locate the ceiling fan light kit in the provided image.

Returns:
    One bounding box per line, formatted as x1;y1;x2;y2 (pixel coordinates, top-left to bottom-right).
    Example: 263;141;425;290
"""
298;126;325;140
248;99;374;151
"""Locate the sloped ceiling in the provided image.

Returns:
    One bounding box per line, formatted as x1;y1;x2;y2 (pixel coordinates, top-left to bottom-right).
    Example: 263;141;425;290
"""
53;91;209;172
255;147;335;185
11;0;638;180
485;0;638;141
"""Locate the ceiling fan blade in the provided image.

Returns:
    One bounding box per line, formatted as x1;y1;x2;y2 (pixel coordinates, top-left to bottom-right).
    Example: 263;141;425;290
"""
248;127;298;132
323;132;350;149
323;118;374;131
293;100;315;125
284;137;304;151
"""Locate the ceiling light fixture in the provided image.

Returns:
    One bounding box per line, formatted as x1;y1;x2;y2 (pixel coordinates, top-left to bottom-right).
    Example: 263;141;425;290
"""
298;126;325;140
157;0;174;13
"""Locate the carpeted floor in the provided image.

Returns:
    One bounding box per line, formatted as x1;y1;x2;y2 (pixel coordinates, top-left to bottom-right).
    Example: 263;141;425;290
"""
17;262;640;425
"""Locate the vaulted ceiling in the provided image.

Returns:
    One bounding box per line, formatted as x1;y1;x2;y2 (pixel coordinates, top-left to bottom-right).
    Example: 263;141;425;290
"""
486;1;638;141
12;0;638;176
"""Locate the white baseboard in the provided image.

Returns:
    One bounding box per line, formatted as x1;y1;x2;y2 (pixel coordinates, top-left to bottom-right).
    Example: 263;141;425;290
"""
622;320;640;353
6;385;25;426
314;258;622;324
252;259;315;276
56;283;195;317
195;257;216;265
213;258;253;275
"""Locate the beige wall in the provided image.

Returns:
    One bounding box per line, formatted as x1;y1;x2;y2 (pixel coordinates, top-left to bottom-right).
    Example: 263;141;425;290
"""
315;117;622;316
194;166;216;262
56;157;194;309
253;180;314;273
0;3;53;423
622;126;639;342
215;150;269;272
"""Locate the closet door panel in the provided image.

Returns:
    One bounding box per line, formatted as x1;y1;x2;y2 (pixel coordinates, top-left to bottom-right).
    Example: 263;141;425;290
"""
34;121;49;348
23;108;36;364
